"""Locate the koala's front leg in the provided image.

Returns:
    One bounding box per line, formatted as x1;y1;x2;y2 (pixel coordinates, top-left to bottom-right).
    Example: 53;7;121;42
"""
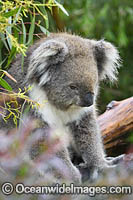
69;110;123;181
57;147;82;184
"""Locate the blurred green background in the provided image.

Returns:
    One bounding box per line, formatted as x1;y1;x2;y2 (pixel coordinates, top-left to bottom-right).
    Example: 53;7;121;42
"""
0;0;133;112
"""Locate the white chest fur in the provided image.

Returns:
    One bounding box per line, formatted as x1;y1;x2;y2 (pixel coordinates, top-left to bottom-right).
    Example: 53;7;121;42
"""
29;84;92;134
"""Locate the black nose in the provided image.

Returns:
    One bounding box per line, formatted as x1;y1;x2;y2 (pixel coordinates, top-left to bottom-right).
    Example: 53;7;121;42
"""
83;92;94;107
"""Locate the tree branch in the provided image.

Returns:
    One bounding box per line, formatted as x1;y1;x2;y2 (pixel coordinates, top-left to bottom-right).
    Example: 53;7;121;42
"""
98;97;133;155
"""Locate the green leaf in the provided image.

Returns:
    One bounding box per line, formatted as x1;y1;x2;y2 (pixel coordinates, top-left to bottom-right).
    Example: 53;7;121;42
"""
35;0;49;29
40;7;49;29
0;58;7;69
27;14;35;46
6;30;12;50
0;40;3;66
21;19;26;44
13;26;19;41
0;77;12;91
5;47;16;69
13;6;22;25
2;7;20;18
6;16;12;34
0;33;9;51
38;24;50;35
54;0;69;16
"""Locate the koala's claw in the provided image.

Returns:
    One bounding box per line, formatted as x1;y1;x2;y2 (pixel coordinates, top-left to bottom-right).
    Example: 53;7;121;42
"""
105;154;125;167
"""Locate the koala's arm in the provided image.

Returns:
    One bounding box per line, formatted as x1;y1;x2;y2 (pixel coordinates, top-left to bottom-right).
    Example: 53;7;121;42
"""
69;108;123;180
70;110;105;164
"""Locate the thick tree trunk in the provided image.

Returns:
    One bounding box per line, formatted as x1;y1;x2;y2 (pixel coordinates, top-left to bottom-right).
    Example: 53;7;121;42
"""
98;97;133;155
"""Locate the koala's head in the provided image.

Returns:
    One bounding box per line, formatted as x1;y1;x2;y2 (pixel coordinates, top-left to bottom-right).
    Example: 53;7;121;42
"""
27;33;120;110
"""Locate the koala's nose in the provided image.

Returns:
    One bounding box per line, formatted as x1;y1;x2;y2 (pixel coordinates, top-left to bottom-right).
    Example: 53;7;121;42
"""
84;92;94;107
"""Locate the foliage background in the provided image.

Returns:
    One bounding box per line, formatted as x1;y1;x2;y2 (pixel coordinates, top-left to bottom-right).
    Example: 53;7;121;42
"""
0;0;133;112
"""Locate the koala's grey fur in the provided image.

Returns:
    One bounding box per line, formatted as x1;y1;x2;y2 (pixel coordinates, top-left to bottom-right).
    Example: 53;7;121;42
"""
1;33;123;183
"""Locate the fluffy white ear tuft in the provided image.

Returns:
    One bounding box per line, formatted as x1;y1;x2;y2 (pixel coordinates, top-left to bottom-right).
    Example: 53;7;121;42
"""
27;39;68;84
31;39;68;65
94;40;121;82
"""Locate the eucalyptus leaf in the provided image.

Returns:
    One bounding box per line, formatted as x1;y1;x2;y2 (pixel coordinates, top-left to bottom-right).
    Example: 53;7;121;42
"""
0;33;9;51
27;15;35;46
13;6;22;25
5;47;16;69
6;30;12;50
21;19;26;44
38;25;50;36
55;0;69;16
0;78;12;91
3;7;20;18
36;1;49;29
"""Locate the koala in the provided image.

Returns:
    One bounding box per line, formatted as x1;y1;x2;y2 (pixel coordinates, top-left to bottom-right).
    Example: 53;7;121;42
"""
1;33;124;183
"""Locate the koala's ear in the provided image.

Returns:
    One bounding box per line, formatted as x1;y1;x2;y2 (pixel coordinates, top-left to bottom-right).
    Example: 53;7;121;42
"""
27;39;68;82
32;39;68;64
94;40;121;82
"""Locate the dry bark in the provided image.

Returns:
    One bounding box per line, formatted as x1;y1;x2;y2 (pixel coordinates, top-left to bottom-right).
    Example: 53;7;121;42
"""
98;97;133;155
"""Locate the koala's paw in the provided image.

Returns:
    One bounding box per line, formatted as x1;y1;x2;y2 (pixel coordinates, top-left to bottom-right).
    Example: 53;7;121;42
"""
105;154;125;167
78;163;98;182
78;154;125;182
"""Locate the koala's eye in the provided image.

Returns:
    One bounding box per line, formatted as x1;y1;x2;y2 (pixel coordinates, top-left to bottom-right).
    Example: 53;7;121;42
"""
69;85;78;90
